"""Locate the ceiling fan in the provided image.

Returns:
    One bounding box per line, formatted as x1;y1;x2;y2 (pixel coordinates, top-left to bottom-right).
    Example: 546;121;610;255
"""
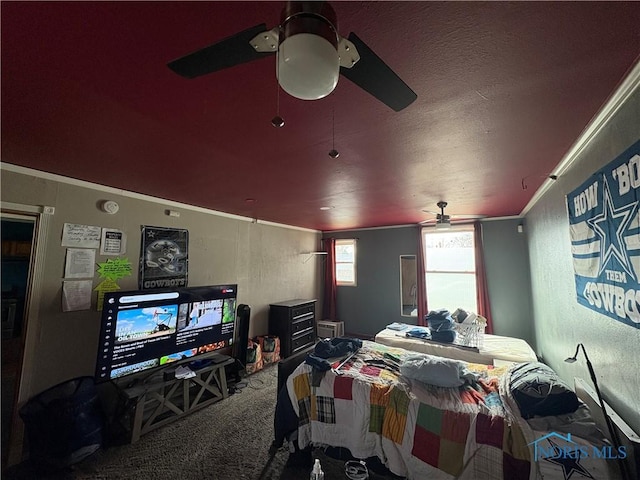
167;1;417;112
420;201;486;229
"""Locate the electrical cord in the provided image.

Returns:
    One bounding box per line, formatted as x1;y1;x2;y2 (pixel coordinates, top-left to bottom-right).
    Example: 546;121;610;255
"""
228;380;248;394
345;460;369;480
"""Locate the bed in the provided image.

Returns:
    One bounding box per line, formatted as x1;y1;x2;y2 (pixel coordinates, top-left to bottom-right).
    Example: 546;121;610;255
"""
274;340;634;480
375;325;538;365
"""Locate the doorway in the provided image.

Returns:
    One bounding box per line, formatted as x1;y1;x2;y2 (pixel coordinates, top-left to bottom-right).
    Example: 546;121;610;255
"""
1;213;36;470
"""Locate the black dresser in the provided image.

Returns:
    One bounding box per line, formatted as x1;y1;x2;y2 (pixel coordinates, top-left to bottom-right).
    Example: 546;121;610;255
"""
269;299;316;358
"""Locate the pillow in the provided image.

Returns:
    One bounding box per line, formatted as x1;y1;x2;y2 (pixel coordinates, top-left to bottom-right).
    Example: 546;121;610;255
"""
509;362;580;419
400;353;472;388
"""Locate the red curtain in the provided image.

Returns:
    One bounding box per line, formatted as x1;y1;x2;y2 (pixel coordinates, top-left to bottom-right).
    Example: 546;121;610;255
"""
473;221;493;334
322;237;337;321
416;226;428;326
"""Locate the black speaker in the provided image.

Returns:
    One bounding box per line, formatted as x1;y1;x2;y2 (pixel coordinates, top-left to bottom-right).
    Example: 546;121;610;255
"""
234;304;251;368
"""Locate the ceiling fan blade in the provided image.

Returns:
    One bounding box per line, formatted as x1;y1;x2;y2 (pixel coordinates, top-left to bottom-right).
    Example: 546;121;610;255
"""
168;24;274;79
422;210;485;219
449;214;487;219
339;32;417;112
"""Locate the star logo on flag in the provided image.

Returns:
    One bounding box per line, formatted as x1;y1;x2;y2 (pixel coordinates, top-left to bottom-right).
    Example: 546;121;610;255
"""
586;176;638;281
543;438;594;480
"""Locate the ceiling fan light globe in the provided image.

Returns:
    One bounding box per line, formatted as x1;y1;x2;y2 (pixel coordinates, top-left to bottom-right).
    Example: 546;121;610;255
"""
277;33;339;100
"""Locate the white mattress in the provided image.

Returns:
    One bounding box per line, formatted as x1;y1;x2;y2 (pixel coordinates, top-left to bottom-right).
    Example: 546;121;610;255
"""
374;327;537;365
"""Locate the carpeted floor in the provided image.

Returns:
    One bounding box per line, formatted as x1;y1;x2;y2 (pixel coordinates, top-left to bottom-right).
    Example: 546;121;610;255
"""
4;365;402;480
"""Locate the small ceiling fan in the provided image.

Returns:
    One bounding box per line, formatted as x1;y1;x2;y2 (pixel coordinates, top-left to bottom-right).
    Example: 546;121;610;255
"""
420;201;485;229
167;1;417;112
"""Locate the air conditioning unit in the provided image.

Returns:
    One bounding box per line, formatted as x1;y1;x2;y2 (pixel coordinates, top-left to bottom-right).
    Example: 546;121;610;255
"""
316;320;344;339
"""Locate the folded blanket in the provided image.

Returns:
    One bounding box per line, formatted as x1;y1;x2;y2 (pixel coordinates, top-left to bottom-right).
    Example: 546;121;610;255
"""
405;326;431;339
386;322;409;331
400;353;476;388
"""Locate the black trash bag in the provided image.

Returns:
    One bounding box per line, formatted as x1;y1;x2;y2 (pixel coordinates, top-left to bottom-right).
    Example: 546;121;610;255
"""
426;309;455;331
19;376;104;469
426;309;457;343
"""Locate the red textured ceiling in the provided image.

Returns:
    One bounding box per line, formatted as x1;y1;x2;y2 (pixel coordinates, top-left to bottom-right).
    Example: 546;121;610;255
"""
2;1;639;231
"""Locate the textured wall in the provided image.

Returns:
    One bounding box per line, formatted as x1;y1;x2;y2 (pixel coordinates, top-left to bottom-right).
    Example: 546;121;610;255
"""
1;169;322;400
327;220;534;341
526;88;640;434
327;226;419;337
482;218;534;346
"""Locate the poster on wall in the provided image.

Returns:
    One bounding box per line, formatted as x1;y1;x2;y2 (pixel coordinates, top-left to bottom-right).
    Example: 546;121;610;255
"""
566;139;640;329
95;257;133;311
139;226;189;290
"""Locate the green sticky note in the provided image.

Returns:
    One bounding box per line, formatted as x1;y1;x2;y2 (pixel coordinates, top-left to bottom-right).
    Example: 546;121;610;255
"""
96;257;132;281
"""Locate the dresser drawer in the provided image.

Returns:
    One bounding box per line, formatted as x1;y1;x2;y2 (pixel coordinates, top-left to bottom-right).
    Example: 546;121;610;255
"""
291;303;314;319
291;314;314;334
291;328;315;353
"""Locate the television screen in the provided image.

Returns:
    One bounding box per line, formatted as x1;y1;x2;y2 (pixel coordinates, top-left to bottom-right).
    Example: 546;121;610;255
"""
95;284;237;383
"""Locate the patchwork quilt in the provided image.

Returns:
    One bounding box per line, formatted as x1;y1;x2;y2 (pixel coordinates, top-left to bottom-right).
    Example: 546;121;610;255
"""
284;341;617;480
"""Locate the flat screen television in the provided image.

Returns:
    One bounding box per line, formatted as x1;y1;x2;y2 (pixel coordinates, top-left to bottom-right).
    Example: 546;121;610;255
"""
95;284;237;383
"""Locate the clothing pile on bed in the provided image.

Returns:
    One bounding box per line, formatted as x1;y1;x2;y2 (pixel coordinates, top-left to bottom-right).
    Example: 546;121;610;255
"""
387;309;487;345
389;309;460;343
304;337;363;372
386;322;431;340
426;309;458;343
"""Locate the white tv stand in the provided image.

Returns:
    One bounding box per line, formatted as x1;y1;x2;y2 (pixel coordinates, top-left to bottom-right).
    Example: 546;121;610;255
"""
121;355;234;443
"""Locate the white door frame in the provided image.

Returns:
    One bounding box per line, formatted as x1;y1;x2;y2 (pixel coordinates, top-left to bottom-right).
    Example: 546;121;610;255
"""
1;202;54;466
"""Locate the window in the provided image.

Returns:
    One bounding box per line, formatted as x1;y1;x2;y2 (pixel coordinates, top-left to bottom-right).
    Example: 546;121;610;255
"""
335;239;357;286
423;228;477;312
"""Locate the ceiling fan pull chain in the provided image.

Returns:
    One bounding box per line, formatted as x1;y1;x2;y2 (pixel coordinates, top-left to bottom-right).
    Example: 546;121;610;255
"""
271;60;285;128
329;107;339;158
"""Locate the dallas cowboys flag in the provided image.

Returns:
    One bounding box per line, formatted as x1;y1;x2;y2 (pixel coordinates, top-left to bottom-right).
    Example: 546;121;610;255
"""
567;139;640;329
